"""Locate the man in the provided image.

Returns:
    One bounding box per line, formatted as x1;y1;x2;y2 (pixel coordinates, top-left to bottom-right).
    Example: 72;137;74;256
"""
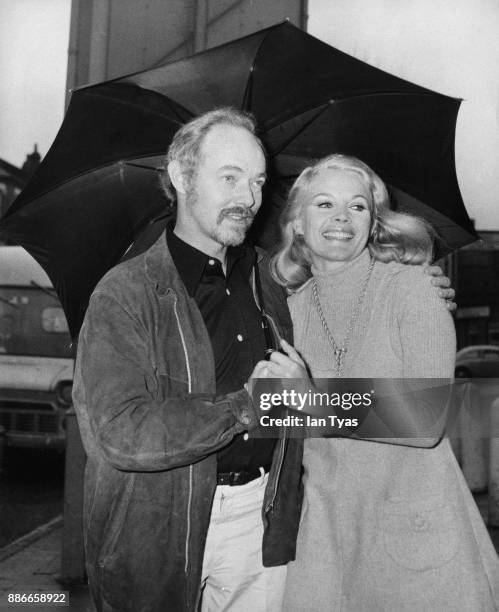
73;107;454;612
73;108;306;612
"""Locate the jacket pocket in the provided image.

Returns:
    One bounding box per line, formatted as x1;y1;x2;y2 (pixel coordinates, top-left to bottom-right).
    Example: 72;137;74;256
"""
381;495;459;571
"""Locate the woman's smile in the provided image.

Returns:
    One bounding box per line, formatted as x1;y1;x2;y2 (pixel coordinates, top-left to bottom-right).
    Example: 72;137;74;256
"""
321;228;355;240
295;168;372;272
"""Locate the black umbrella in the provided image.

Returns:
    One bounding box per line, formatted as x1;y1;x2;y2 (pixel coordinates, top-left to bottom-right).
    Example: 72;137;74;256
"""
0;21;477;338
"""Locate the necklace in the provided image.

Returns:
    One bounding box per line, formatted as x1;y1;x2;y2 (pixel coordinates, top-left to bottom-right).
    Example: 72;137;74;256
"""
311;257;375;376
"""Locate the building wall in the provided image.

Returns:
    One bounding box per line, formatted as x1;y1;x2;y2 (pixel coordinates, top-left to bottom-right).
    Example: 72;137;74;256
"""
66;0;308;99
0;160;27;221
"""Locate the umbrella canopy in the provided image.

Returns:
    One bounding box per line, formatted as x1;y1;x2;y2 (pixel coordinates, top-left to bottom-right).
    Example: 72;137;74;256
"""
0;21;476;338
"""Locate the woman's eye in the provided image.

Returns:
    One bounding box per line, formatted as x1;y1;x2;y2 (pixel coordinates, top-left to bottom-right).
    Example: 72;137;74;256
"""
223;175;236;184
351;203;367;211
317;201;332;208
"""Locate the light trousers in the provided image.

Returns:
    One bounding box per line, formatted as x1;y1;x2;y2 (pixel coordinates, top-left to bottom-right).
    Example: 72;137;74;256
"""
200;472;287;612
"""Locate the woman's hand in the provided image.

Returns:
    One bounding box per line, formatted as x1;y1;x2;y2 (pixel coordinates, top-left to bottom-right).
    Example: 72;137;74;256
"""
424;264;456;311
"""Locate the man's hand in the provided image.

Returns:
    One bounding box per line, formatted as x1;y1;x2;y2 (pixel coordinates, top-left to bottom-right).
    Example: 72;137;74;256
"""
246;339;310;396
424;264;456;311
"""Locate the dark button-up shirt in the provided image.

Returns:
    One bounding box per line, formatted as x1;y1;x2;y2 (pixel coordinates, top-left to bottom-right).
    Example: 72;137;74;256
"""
166;227;275;473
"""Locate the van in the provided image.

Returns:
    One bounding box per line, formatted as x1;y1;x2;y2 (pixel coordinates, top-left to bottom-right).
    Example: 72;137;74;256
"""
0;246;73;450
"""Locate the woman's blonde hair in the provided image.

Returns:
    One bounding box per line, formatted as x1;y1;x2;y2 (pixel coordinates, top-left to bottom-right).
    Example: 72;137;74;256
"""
270;154;435;291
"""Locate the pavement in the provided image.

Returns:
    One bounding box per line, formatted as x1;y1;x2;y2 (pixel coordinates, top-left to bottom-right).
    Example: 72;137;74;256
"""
0;496;498;611
0;518;92;612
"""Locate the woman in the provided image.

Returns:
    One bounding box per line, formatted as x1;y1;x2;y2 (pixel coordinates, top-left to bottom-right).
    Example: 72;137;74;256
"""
270;155;499;611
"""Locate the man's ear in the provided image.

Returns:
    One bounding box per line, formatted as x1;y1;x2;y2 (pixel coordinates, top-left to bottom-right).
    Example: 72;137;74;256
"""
167;160;187;194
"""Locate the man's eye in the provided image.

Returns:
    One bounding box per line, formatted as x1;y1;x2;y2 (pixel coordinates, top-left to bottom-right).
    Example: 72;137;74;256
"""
223;175;236;184
253;179;266;189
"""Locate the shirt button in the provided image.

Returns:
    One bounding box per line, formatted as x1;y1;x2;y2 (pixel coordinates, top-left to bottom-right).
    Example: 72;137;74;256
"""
237;334;243;342
243;433;249;441
226;288;231;296
208;259;215;266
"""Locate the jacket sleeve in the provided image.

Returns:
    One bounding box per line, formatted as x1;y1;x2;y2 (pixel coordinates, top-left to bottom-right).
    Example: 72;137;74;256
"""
73;291;258;472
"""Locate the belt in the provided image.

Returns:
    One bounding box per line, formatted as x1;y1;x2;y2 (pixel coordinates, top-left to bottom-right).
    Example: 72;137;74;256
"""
216;466;269;486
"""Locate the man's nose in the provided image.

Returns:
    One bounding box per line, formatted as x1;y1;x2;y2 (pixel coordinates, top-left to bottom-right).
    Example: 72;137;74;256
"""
236;180;257;208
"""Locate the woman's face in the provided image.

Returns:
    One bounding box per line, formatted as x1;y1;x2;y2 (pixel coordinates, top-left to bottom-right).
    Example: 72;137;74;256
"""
295;167;372;272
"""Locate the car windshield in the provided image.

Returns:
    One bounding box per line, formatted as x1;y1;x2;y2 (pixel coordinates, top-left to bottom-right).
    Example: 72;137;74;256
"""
0;287;72;358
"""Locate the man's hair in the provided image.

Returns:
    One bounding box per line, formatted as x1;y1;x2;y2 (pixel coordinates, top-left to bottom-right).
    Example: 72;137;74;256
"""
160;107;261;206
270;153;435;291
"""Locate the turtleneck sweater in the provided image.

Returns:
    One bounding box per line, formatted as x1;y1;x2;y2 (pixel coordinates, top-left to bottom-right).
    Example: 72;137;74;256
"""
289;248;455;378
284;251;499;611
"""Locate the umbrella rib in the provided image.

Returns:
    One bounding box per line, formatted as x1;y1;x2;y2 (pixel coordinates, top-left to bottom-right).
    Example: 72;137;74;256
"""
86;86;193;124
263;90;459;135
268;103;331;156
13;156;167;208
242;23;284;111
125;162;163;172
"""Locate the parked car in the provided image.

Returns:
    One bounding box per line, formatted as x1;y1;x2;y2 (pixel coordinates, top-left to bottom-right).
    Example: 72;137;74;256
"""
0;247;73;450
455;345;499;378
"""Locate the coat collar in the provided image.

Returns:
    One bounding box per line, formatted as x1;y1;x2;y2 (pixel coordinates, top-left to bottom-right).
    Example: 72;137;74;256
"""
143;233;179;296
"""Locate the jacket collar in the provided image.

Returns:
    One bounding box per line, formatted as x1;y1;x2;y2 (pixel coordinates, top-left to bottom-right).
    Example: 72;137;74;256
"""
143;233;180;296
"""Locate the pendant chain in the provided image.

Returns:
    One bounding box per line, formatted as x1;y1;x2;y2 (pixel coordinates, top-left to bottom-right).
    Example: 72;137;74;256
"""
311;258;375;376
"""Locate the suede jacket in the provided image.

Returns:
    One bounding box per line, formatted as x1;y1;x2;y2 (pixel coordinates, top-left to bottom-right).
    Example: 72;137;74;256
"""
72;235;304;612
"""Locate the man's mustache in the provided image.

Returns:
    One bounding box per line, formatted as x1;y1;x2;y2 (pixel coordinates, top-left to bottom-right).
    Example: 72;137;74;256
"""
219;206;255;220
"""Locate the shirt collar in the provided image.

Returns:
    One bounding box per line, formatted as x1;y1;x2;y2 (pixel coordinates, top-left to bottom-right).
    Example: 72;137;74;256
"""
165;223;254;296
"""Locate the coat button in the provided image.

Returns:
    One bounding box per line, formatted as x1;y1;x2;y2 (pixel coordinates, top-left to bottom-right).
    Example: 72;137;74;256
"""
240;413;251;426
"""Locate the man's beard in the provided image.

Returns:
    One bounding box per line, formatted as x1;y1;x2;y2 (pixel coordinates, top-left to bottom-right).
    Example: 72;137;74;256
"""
187;188;254;247
213;206;254;246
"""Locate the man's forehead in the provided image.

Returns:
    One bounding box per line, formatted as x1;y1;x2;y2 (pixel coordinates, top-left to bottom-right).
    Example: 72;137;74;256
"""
200;124;266;170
